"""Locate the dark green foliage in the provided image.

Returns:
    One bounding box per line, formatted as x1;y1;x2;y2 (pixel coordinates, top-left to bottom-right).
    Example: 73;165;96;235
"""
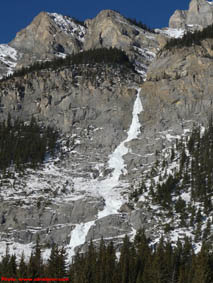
0;115;59;171
126;17;155;33
0;233;213;283
154;174;180;209
47;244;67;278
188;122;213;204
1;48;134;82
175;197;186;214
68;233;213;283
27;237;44;279
165;24;213;50
128;118;213;245
18;253;27;278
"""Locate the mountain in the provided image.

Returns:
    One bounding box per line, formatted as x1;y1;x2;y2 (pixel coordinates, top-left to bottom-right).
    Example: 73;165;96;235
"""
9;12;86;69
0;0;213;262
0;9;176;80
169;0;213;30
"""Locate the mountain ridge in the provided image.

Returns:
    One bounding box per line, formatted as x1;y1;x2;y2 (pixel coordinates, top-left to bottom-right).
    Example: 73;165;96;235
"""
0;0;213;262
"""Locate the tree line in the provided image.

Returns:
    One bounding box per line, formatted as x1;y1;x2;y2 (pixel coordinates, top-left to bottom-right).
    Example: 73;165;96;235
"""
164;24;213;49
126;17;155;33
0;115;59;172
0;48;134;82
0;231;213;283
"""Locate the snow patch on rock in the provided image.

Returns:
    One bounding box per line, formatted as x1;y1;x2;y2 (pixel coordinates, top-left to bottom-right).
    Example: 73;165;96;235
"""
48;13;86;42
155;28;185;39
0;44;18;78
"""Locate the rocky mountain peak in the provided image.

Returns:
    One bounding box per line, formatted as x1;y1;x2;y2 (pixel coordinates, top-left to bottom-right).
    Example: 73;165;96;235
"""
84;9;161;78
84;9;133;50
0;8;163;80
169;0;213;30
85;9;122;25
9;11;85;67
10;11;56;53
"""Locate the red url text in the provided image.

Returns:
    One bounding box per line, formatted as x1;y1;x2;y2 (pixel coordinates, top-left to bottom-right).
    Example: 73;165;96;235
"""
1;277;69;281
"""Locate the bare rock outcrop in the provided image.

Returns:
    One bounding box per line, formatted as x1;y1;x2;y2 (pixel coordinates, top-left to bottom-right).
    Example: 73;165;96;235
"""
9;12;86;68
7;10;162;77
169;0;213;30
141;38;213;135
84;10;162;75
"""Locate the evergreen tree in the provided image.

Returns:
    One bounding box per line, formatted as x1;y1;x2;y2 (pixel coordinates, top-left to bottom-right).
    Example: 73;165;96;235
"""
27;236;43;279
18;253;28;278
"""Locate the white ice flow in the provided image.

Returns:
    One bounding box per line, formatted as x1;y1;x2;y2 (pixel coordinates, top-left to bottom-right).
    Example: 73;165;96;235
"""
108;89;143;180
68;88;143;257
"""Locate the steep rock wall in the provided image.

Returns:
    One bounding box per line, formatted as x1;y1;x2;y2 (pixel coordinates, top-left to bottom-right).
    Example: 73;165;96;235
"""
169;0;213;30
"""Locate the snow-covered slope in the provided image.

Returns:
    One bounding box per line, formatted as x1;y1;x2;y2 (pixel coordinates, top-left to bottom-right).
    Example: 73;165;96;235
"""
155;28;185;39
48;13;86;42
0;44;18;78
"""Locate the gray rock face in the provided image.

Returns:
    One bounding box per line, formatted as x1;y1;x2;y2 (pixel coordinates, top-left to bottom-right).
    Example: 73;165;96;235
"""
3;38;213;252
141;37;213;140
128;210;157;236
169;0;213;30
84;10;160;75
0;196;103;246
86;215;131;241
169;10;188;29
0;64;140;141
9;12;86;68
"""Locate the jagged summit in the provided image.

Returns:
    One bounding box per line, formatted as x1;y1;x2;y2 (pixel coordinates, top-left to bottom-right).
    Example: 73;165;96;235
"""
8;11;85;68
169;0;213;30
0;9;164;79
1;3;213;80
0;8;195;80
10;11;86;53
84;9;160;78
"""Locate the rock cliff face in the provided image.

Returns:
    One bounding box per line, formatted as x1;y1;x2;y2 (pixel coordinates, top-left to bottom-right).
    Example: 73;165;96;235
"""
84;10;161;76
169;0;213;30
0;10;167;257
142;38;213;132
9;12;86;68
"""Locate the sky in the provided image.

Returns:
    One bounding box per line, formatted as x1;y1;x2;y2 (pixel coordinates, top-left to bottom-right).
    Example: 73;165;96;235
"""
0;0;191;44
